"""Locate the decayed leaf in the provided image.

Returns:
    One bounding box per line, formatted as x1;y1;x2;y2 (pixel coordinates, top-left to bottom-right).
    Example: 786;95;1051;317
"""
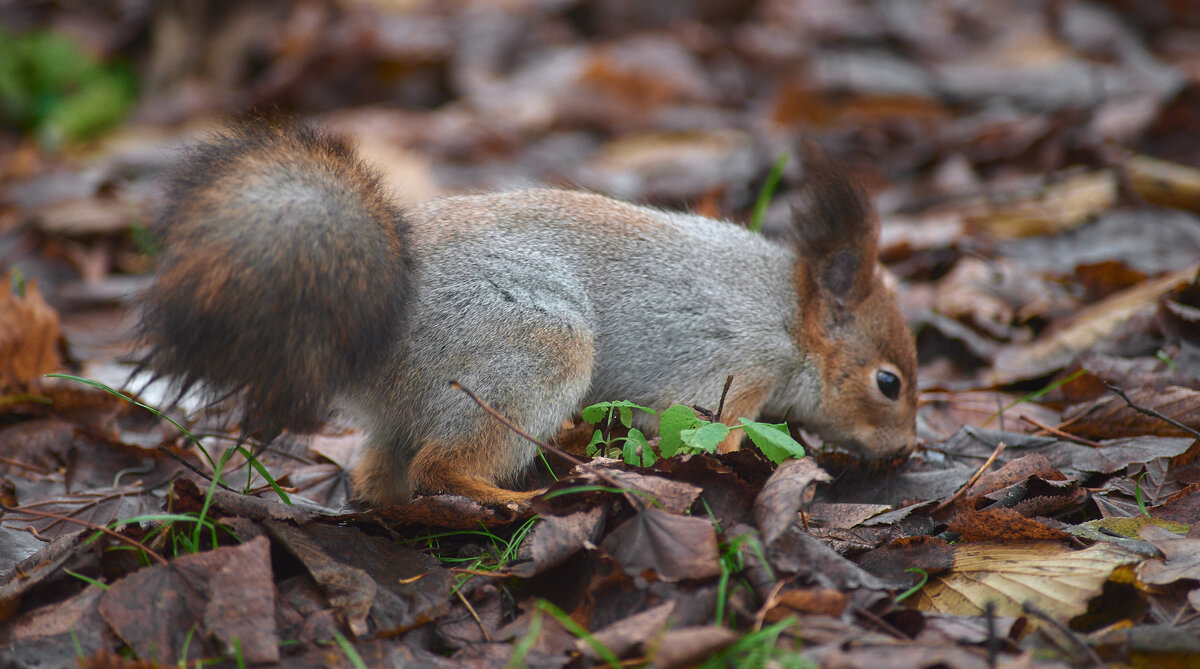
964;170;1117;239
911;541;1142;621
649;625;739;669
99;536;277;664
0;586;112;667
989;265;1200;384
263;521;375;637
1136;524;1200;586
575;601;674;661
1127;154;1200;212
754;457;830;546
0;276;61;387
946;506;1072;543
920;391;1062;439
264;520;453;637
511;506;606;578
1060;385;1200;439
601;507;720;581
762;587;848;622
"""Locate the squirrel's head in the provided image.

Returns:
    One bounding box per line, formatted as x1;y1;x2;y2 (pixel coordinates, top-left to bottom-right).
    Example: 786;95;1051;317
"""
787;152;918;460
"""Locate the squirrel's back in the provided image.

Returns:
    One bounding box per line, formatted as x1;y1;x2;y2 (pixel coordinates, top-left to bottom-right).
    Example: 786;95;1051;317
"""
140;125;413;438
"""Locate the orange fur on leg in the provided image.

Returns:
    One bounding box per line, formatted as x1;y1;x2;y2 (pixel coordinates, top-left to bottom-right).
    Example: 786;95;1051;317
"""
407;425;543;507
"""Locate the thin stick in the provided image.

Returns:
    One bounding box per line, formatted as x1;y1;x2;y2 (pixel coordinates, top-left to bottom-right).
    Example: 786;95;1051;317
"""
715;375;734;422
1104;382;1200;441
931;441;1006;514
156;442;239;493
1018;414;1102;447
751;578;790;632
450;381;643;508
852;606;909;640
0;454;51;475
1022;601;1104;667
0;503;168;565
455;588;491;643
449;381;583;467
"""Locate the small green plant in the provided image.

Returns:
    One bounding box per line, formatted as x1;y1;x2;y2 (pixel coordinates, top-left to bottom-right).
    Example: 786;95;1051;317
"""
1155;349;1177;372
895;567;928;603
177;624;199;668
582;401;805;466
699;617;811;669
0;29;137;147
332;632;367;669
1134;472;1152;519
410;515;539;595
983;369;1086;429
749;151;790;233
48;373;288;560
535;600;621;668
507;604;543;669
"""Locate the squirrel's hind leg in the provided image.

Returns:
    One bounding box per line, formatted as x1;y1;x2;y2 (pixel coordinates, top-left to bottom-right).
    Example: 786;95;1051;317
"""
406;321;596;507
353;309;595;508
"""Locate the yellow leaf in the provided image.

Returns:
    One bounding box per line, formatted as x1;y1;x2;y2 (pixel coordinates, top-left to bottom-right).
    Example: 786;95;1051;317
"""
911;541;1142;622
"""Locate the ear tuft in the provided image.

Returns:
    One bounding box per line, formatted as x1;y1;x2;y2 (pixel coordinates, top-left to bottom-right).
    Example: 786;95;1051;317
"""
789;148;879;307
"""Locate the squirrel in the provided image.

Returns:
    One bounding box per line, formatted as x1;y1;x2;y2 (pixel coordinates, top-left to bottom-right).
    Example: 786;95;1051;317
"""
139;124;918;507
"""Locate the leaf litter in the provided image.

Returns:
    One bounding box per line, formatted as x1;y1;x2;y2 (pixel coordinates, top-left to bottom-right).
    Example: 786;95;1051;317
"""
2;1;1200;667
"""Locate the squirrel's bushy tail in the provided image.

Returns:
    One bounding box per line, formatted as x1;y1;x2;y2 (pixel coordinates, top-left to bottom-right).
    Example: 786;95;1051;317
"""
139;124;412;439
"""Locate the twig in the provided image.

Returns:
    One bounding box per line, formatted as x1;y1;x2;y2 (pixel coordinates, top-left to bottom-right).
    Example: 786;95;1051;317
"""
932;441;1006;514
1022;601;1104;667
852;606;910;640
1018;414;1102;447
455;588;491;643
156;444;239;493
450;381;642;508
984;601;998;669
449;381;582;467
0;503;168;565
1104;382;1200;442
751;578;790;632
0;454;51;475
715;374;734;422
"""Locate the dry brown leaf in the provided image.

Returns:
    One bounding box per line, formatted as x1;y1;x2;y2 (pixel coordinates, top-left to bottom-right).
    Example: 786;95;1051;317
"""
0;276;61;388
920;391;1062;438
99;536;277;664
754;457;830;546
1127;154;1200;212
964;171;1117;239
1061;385;1200;439
601;507;721;581
988;265;1200;384
1136;524;1200;586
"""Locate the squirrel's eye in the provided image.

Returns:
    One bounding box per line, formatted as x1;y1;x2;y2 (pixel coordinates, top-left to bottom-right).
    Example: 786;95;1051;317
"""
876;370;901;401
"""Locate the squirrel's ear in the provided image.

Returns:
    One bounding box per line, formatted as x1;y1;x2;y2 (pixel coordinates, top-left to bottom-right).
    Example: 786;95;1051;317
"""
789;149;879;309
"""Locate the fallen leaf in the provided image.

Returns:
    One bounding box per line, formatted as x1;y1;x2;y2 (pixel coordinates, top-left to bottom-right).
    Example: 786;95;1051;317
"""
989;265;1199;384
1136;524;1200;586
753;457;830;546
511;506;606;578
911;541;1142;621
99;536;277;664
0;276;60;387
575;601;674;661
601;507;720;581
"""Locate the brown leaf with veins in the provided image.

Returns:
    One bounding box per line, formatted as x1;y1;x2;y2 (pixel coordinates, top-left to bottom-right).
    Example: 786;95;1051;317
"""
99;536;277;664
754;457;830;546
601;507;720;581
1137;524;1200;585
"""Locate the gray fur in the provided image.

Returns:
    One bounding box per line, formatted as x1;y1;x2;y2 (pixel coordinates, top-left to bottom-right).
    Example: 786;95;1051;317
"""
351;190;820;485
